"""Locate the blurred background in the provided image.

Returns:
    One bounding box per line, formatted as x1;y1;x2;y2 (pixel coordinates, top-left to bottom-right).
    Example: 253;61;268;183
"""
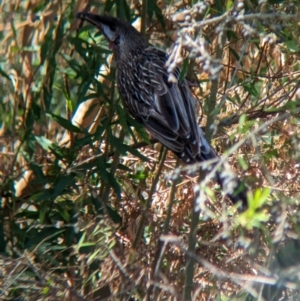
0;0;300;300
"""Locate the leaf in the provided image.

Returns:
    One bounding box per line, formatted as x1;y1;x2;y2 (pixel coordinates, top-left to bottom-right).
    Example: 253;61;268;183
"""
29;162;45;179
87;248;102;264
0;212;7;252
251;188;270;209
243;82;259;97
116;163;132;172
123;0;131;22
226;0;234;10
214;0;224;14
229;47;243;67
47;112;81;133
25;228;65;250
116;0;130;21
96;156;109;182
148;1;166;29
237;156;248;170
238;114;247;130
0;67;10;80
35;135;53;151
104;0;114;13
77;232;87;249
127;115;151;144
57;205;70;222
125;144;150;161
127;169;148;181
52;174;76;199
106;172;121;198
39;204;49;223
40;27;53;64
53;18;64;55
179;58;189;82
110;136;150;161
34;190;53;203
106;205;122;224
116;104;130;134
268;0;285;4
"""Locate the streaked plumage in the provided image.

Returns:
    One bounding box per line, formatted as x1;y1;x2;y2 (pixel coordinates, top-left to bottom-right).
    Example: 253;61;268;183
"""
76;12;248;207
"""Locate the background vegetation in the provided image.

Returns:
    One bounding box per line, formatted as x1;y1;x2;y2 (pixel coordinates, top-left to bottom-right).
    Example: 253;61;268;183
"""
0;0;300;300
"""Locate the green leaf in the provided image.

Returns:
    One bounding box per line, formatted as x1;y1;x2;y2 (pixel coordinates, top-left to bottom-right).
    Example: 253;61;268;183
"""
229;47;243;67
215;0;224;14
0;212;7;252
79;232;87;245
179;58;189;82
29;162;45;179
47;112;81;133
127;115;151;144
110;136;150;161
106;172;121;198
87;248;102;264
116;163;132;172
237;156;248;170
226;0;234;10
35;135;53;151
238;114;247;129
116;0;130;21
251;188;270;209
25;228;65;250
40;28;53;64
39;204;48;223
128;169;148;181
96;157;109;182
42;286;50;295
106;205;122;224
34;190;53;203
52;174;76;199
243;82;259;97
116;104;130;134
57;205;70;222
0;67;10;80
126;144;151;161
150;1;166;29
104;0;114;13
53;18;64;55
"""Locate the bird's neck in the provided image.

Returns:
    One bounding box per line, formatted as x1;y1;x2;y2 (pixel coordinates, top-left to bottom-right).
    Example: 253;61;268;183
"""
114;45;146;65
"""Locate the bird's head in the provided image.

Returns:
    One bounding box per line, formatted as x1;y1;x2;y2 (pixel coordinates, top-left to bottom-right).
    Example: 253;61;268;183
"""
76;12;148;62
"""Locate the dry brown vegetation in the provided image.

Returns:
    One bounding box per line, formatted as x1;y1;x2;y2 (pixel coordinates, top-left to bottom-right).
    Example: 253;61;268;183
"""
1;0;300;300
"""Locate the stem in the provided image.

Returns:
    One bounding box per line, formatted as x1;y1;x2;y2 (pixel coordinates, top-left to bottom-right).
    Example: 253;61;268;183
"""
205;33;226;143
132;147;168;248
141;0;148;36
183;171;205;301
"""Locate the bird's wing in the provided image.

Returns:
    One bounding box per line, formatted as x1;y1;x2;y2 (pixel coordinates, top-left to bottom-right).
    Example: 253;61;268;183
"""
124;47;215;162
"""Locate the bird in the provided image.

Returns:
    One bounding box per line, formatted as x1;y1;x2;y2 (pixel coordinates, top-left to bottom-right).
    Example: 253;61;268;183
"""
76;12;248;208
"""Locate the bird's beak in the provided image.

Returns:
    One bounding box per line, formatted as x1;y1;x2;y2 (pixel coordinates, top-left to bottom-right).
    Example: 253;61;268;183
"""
76;12;102;28
76;12;118;42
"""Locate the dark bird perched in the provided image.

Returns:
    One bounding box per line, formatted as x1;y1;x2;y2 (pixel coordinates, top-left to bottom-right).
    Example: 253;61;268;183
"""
76;12;248;207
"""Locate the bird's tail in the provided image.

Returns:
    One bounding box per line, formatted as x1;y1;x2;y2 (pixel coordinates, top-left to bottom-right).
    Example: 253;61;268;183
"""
188;138;248;209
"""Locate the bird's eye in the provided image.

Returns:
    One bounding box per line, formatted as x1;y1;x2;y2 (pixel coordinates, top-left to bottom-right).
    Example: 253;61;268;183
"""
114;35;121;45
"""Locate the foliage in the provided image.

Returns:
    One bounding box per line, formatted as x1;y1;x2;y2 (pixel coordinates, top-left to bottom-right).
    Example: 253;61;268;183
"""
0;0;300;300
